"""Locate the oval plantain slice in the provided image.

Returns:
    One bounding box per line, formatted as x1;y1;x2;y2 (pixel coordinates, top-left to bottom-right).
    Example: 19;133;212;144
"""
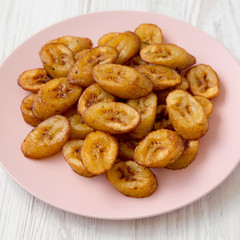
18;68;51;93
91;63;153;99
127;92;157;139
140;43;196;70
21;115;70;159
98;32;121;46
20;94;43;127
81;131;118;175
46;36;92;55
134;23;163;49
153;104;172;130
77;83;116;115
32;77;82;120
186;64;219;99
105;32;140;64
82;102;141;134
62;140;94;177
135;64;181;91
194;96;213;118
68;46;118;87
134;129;185;168
40;43;75;78
74;48;91;61
64;106;94;139
166;140;199;170
166;90;208;140
106;160;158;198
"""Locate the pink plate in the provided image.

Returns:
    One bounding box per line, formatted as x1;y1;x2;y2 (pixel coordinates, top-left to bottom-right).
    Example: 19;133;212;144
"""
0;11;240;220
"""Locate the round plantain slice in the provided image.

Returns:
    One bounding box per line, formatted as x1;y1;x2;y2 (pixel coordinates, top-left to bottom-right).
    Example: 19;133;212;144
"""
81;131;118;175
140;43;196;70
18;68;51;93
68;46;118;87
166;90;208;140
135;64;181;91
127;92;157;139
20;94;43;127
77;83;116;115
46;36;92;55
153;104;172;130
194;96;213;118
74;48;91;61
64;106;94;139
82;102;141;134
98;32;121;46
166;140;199;170
40;43;75;78
134;129;185;168
134;23;163;49
62;140;94;177
21;115;70;159
32;77;82;120
106;160;158;198
91;63;153;99
186;64;219;99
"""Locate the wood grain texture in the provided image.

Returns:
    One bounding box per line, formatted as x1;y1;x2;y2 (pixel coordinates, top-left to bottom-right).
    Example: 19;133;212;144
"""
0;0;240;239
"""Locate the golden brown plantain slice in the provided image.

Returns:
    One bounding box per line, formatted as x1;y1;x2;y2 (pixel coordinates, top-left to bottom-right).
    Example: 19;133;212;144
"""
140;43;196;70
106;160;158;198
105;32;140;64
98;32;121;46
18;68;51;93
153;104;172;130
74;48;91;61
21;115;70;159
46;36;92;55
40;43;75;78
166;140;199;170
127;92;157;139
68;46;118;87
166;90;208;139
64;106;93;139
82;102;141;134
135;64;181;91
134;23;163;49
186;64;219;99
91;63;153;99
81;131;118;175
62;140;94;177
116;134;139;160
32;77;82;119
20;94;43;127
194;96;213;118
77;83;116;115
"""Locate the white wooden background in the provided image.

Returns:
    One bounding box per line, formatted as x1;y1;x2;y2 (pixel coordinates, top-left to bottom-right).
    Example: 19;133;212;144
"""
1;0;240;239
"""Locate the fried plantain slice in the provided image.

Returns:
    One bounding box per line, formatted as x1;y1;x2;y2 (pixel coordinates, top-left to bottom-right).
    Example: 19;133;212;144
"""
194;96;213;118
32;77;82;119
21;115;70;159
116;134;139;160
186;64;219;99
46;36;92;55
166;90;208;139
106;160;158;198
140;43;196;70
40;43;75;78
74;48;91;61
135;64;181;91
166;140;199;170
81;131;118;175
77;83;116;115
127;92;157;139
105;32;140;64
18;68;51;93
20;94;43;127
153;104;172;130
134;129;185;168
91;63;153;99
134;23;163;49
68;46;118;87
62;140;94;177
64;106;93;139
98;32;121;46
82;102;141;134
